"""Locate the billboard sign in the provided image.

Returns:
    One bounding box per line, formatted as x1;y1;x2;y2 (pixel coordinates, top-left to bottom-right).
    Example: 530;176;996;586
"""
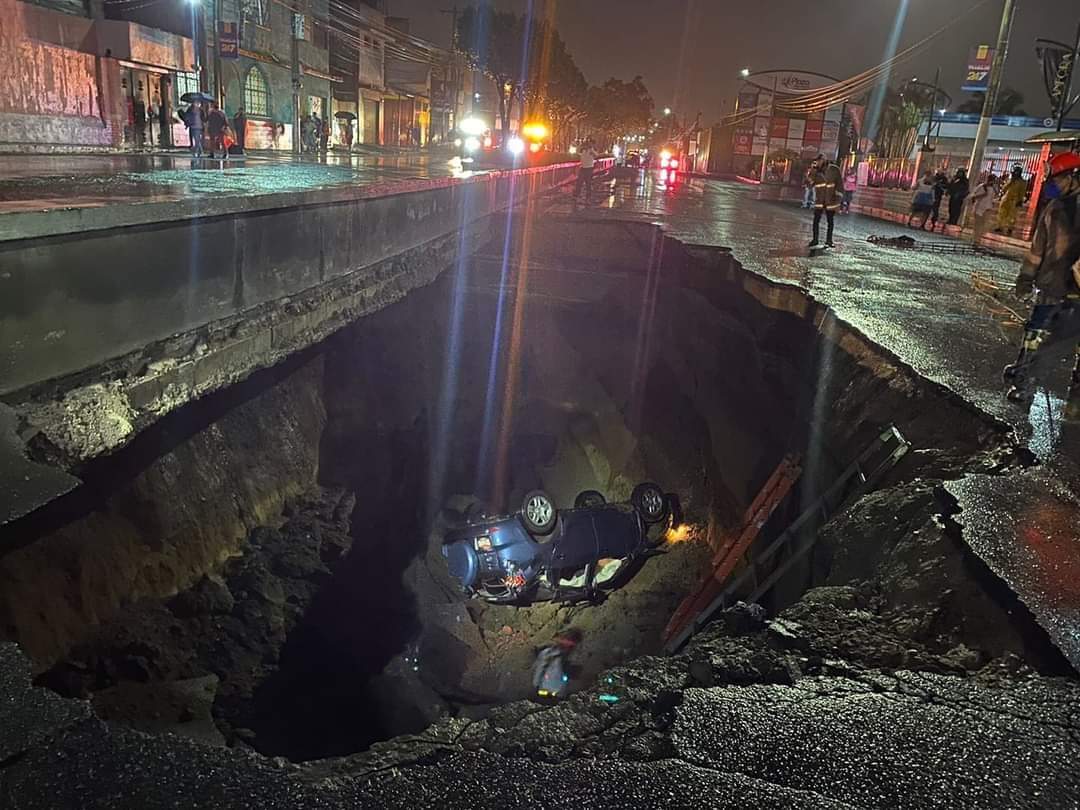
219;22;239;59
962;45;994;92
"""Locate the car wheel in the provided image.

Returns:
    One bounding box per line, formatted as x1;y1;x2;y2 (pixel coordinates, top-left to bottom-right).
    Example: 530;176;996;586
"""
521;489;557;535
574;489;606;509
632;482;667;524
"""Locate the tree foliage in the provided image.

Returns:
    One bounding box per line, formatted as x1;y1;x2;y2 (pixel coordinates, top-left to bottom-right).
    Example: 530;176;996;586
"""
456;3;652;149
584;76;654;144
956;87;1028;116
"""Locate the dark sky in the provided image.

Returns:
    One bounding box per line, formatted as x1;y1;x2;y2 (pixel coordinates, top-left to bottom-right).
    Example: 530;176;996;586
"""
387;0;1074;122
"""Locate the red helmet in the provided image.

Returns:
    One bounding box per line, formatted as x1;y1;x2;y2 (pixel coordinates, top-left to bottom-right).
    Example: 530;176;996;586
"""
1048;151;1080;177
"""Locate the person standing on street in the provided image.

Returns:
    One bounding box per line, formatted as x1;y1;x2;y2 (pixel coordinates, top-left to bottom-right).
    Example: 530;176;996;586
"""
1003;152;1080;419
187;102;204;158
929;169;948;232
967;173;1000;246
808;155;842;248
232;106;246;154
841;168;856;213
802;160;818;209
997;165;1028;236
947;168;969;226
206;101;228;159
908;171;936;229
574;140;598;204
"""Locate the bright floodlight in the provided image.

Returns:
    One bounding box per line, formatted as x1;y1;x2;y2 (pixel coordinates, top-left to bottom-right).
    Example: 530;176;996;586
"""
740;68;751;77
507;136;525;155
663;107;672;116
939;108;947;115
521;122;548;140
460;117;486;136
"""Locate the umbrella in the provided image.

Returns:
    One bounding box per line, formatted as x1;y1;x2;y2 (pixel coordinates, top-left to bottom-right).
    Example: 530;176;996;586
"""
334;111;357;120
180;92;215;103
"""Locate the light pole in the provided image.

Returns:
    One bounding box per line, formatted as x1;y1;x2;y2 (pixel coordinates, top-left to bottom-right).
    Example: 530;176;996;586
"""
967;0;1018;179
188;0;203;88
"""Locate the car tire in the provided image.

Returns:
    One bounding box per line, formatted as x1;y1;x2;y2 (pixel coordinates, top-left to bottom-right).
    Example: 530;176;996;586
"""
521;489;557;535
574;489;606;509
632;482;668;524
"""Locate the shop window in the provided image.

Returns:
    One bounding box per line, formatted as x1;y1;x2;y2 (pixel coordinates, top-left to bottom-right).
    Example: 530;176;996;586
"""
175;71;199;104
244;68;270;117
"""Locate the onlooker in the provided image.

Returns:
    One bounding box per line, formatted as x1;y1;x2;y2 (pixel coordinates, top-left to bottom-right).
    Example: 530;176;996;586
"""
186;102;204;158
947;168;969;226
802;161;818;209
232;106;246;154
206;101;228;159
574;140;598;203
841;168;857;213
929;169;948;232
908;171;936;229
133;82;147;150
997;165;1028;236
967;173;1000;246
808;154;843;248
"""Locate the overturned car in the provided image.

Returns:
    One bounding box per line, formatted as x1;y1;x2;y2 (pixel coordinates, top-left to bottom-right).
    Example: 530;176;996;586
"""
441;483;671;604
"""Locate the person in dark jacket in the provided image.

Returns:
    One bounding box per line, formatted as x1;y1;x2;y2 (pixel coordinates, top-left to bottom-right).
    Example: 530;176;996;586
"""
1003;151;1080;420
232;107;246;154
947;168;969;226
928;169;948;232
808;155;843;248
206;102;228;159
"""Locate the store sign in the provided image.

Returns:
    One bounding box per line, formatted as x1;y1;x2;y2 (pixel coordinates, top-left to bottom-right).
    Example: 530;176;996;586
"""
962;45;994;92
734;129;753;155
219;22;239;59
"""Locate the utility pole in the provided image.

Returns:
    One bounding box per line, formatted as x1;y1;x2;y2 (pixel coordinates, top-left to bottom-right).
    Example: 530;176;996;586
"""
967;0;1018;179
212;0;223;105
292;10;302;154
440;6;459;129
760;74;778;182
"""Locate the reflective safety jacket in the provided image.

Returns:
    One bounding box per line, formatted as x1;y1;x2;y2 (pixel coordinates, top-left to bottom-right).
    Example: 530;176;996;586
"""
813;163;843;211
1017;191;1080;302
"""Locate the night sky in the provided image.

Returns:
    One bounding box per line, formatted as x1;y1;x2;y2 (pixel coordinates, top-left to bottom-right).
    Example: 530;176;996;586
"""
389;0;1075;122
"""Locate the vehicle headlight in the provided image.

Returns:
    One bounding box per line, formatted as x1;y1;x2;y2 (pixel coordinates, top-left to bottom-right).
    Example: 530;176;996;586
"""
464;136;481;153
454;138;463;147
507;136;525;155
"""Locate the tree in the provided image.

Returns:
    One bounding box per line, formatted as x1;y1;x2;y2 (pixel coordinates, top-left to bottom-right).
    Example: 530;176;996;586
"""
956;87;1028;116
584;76;654;145
876;86;924;160
457;4;529;135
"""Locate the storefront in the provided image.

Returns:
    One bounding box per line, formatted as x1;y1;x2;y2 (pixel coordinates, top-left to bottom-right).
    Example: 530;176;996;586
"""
93;19;195;150
730;70;846;183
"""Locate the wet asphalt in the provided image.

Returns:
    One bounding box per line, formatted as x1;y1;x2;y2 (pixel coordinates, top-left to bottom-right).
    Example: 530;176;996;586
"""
0;150;477;214
547;171;1080;669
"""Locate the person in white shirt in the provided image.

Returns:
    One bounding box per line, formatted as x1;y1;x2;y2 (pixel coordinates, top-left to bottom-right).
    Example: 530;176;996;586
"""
574;141;598;202
967;173;1000;246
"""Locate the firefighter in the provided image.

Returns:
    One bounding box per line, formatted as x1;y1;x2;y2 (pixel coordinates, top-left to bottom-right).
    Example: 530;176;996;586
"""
1003;151;1080;420
808;155;843;249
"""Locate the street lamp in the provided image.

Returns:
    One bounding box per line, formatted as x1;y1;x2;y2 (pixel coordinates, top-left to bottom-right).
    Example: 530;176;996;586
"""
740;67;751;78
188;0;202;83
663;107;672;116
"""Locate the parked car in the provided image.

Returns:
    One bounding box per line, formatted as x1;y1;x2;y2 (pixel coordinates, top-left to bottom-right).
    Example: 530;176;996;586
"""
442;483;670;604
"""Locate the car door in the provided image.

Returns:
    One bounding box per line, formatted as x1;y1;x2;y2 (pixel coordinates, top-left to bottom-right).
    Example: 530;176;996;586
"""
547;509;600;573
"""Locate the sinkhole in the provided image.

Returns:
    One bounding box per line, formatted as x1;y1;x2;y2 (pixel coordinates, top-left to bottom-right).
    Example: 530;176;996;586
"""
2;217;1054;763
